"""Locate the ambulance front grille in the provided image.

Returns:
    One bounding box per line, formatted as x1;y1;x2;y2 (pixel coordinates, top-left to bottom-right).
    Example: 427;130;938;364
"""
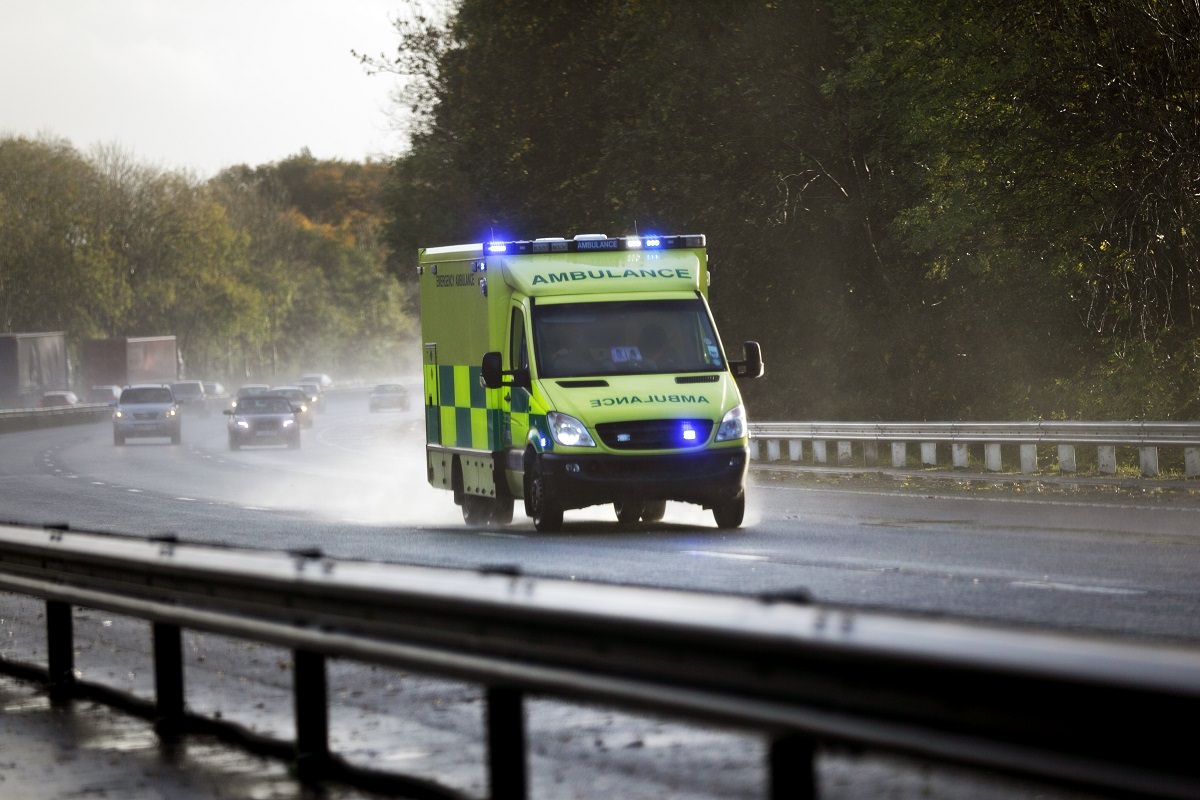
595;419;714;450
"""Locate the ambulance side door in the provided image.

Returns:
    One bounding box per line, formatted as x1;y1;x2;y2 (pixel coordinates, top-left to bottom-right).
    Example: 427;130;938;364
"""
505;305;532;459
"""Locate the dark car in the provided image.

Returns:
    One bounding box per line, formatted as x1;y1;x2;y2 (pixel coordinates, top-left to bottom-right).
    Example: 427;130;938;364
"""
271;386;315;429
296;381;325;413
368;383;409;412
171;380;209;415
224;393;301;450
113;384;181;445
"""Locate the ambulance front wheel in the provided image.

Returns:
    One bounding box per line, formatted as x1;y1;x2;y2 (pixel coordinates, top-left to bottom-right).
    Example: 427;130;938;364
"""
525;457;563;532
712;493;745;529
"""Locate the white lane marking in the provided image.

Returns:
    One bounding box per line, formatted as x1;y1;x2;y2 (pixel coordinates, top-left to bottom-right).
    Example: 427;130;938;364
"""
478;531;525;539
126;488;143;494
1010;580;1145;596
684;550;768;562
174;497;197;502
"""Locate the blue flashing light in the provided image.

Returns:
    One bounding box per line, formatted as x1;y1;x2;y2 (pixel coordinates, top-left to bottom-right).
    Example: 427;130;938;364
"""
644;237;662;248
487;242;508;254
681;423;697;442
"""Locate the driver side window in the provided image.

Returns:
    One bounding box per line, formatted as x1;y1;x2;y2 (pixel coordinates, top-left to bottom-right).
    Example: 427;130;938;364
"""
510;308;528;372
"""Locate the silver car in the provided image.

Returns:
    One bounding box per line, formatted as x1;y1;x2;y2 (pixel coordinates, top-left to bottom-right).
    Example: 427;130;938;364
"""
113;384;181;446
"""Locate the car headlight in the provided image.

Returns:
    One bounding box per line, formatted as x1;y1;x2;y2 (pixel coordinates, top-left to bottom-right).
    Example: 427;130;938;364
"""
166;408;177;418
235;419;250;430
282;418;296;428
113;410;124;419
715;404;747;442
547;411;595;447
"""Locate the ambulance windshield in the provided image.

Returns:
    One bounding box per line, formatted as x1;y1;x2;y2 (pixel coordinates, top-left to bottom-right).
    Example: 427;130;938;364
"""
533;299;725;378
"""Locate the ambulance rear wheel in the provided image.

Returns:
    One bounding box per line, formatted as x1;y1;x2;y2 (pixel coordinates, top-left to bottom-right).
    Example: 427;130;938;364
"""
641;500;667;522
461;495;489;525
526;459;563;532
712;493;745;529
614;499;643;525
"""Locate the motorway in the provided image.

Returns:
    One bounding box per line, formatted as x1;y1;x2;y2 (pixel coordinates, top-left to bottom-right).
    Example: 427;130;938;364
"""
2;387;1199;798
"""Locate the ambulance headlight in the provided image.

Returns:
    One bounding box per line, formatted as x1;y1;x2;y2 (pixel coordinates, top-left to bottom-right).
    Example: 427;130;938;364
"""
548;412;595;447
715;405;747;442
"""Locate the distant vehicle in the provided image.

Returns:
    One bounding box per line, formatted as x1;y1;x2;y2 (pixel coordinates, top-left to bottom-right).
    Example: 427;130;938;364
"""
1;332;69;409
82;336;177;388
202;381;230;409
271;386;315;428
171;380;209;415
85;385;122;405
368;383;409;412
296;381;325;413
298;372;333;389
234;384;271;408
224;394;301;450
39;390;79;408
113;384;180;446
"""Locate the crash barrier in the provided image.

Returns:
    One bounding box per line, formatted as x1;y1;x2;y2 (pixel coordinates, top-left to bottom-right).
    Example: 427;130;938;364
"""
0;404;111;434
749;421;1200;479
0;525;1197;800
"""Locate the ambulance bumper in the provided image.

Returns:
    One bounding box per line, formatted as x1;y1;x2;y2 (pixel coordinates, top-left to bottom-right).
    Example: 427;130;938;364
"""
539;447;748;510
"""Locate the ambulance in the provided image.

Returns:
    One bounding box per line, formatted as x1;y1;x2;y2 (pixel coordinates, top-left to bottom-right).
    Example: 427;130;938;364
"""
418;233;763;531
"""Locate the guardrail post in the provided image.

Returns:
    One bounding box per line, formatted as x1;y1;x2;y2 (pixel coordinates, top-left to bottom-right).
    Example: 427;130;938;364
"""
1187;447;1200;479
46;599;74;703
1057;445;1077;474
749;438;760;461
1098;445;1117;474
984;444;1002;472
952;443;969;469
920;442;937;467
487;686;527;800
837;441;853;465
1140;447;1159;477
890;442;906;468
152;621;185;736
863;441;879;466
788;440;804;462
1020;444;1038;474
769;732;817;800
767;439;781;461
293;649;330;782
812;441;828;465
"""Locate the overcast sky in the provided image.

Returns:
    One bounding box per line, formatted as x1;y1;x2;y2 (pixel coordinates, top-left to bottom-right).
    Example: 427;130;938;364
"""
0;1;414;177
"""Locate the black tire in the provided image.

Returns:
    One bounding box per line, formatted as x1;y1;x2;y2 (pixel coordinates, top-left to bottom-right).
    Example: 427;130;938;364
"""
228;435;240;451
526;457;563;532
170;429;181;445
114;431;125;446
461;495;487;525
641;500;667;522
712;493;745;529
490;497;515;526
614;499;644;525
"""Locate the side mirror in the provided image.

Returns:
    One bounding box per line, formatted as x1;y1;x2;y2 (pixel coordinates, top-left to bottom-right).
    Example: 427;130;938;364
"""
731;340;764;379
482;351;532;391
482;352;504;389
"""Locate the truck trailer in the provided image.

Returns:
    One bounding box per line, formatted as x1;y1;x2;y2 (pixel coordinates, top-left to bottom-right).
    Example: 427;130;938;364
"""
0;332;70;409
80;336;178;389
418;233;763;531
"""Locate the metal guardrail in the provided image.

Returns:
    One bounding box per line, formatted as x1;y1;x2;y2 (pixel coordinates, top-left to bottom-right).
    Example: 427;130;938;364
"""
0;403;110;433
749;421;1200;478
0;524;1198;799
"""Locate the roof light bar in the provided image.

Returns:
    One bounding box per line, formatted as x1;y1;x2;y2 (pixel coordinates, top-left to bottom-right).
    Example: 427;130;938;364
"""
489;234;704;256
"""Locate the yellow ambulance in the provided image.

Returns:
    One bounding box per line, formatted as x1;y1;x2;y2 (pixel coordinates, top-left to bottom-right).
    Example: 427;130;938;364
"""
418;234;763;531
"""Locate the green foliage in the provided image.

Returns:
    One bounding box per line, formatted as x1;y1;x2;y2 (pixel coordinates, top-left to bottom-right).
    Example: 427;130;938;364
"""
0;137;413;386
376;0;1199;421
